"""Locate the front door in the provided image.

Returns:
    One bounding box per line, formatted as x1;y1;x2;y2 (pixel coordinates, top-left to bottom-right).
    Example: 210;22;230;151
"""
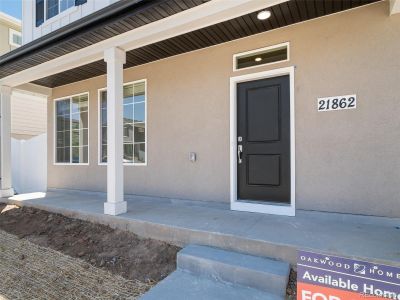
237;75;291;204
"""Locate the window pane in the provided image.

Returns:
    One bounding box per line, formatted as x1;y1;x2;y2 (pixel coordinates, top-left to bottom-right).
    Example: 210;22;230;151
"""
64;130;70;146
72;129;79;146
47;0;58;19
65;147;70;162
79;94;88;112
56;99;70;116
123;85;133;105
82;146;88;163
71;113;80;129
71;129;88;147
72;147;79;163
102;127;107;145
56;147;70;163
60;0;74;12
134;123;145;143
100;91;107;163
101;145;107;163
124;104;133;124
134;143;145;163
57;116;65;131
134;102;145;123
56;148;64;162
82;129;88;146
101;91;107;108
236;45;288;70
56;99;71;163
57;132;64;147
124;124;133;143
72;146;88;164
134;82;145;103
12;33;22;46
36;0;45;26
124;144;133;163
101;109;107;126
72;96;80;113
80;111;88;128
71;111;88;130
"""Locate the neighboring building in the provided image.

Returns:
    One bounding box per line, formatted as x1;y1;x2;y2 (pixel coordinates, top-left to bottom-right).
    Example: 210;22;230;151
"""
0;12;47;140
0;12;22;55
0;12;48;194
0;0;399;219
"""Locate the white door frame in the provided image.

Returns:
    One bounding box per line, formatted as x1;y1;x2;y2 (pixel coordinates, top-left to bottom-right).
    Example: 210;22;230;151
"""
229;66;295;216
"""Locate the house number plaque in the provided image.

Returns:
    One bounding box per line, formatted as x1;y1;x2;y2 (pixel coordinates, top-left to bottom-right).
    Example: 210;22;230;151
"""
317;94;357;112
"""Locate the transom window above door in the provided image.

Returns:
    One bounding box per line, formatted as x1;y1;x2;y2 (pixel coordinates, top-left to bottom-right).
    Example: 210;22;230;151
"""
99;80;147;165
233;42;289;71
55;93;89;164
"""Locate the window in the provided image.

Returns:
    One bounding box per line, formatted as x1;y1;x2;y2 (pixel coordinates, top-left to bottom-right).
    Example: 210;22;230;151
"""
36;0;87;25
99;80;146;165
36;0;45;26
47;0;59;19
47;0;74;19
9;29;22;47
55;93;89;164
234;43;289;71
60;0;75;12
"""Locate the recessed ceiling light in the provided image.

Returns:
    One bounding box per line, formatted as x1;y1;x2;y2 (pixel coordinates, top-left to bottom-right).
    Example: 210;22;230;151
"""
257;10;271;20
255;57;262;62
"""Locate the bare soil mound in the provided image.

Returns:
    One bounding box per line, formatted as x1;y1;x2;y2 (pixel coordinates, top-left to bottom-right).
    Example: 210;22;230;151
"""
0;204;180;283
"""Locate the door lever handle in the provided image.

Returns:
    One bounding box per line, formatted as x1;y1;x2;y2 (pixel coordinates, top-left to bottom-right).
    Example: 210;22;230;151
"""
237;144;243;164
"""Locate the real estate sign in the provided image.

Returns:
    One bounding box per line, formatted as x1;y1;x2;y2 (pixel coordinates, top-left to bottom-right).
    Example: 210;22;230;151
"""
297;250;400;300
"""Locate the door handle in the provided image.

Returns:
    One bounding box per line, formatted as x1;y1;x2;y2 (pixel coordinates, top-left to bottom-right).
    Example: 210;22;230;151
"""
237;144;243;164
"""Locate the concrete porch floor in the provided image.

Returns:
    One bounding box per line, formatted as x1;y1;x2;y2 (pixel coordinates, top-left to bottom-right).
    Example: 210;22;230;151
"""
1;189;400;267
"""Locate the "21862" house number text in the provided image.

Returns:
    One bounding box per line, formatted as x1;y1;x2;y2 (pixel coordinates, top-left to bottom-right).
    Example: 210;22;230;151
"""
317;95;356;112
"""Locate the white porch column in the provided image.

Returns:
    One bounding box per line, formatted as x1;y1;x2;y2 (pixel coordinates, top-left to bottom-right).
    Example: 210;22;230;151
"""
0;86;14;197
103;47;127;215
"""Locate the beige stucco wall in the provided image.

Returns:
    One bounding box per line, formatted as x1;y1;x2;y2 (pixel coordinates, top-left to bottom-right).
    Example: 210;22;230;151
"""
48;2;400;217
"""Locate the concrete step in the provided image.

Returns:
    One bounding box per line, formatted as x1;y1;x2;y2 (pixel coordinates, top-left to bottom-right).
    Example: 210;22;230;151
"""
177;245;290;297
140;270;283;300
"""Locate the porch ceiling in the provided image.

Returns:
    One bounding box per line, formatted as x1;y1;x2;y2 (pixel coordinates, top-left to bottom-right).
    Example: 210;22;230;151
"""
2;0;379;88
0;0;209;79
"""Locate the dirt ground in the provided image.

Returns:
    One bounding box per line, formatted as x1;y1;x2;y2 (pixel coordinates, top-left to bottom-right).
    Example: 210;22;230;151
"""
287;269;297;299
0;204;180;283
0;230;151;299
0;203;297;298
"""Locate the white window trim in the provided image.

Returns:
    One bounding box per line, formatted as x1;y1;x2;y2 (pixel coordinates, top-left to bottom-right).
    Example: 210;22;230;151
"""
97;79;148;166
233;42;290;72
53;91;90;166
9;28;22;47
229;66;295;216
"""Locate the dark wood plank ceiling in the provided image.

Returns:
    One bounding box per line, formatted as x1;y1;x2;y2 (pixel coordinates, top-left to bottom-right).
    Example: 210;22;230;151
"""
0;0;209;79
3;0;379;88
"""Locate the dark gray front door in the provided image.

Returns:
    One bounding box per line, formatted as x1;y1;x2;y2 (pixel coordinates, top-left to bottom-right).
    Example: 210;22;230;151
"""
237;75;291;204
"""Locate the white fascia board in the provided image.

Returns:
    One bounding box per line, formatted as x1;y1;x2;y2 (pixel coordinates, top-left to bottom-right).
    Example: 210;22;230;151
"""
0;0;288;87
390;0;400;15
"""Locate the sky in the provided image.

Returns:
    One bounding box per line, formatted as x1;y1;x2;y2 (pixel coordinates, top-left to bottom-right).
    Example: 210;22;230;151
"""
0;0;22;20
